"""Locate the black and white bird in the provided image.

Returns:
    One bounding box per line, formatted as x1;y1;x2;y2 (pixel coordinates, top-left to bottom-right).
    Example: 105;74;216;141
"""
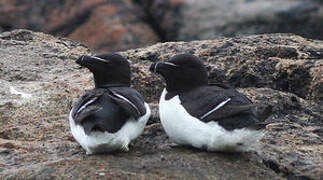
150;54;271;152
69;53;151;154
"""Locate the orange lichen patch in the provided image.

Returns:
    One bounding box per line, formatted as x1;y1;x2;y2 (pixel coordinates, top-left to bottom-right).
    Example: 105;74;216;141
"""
48;0;107;30
68;2;158;52
68;4;122;49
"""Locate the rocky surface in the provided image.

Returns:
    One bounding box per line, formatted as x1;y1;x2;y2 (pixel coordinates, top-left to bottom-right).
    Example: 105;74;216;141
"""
0;29;322;179
142;0;323;41
0;0;159;53
68;0;159;52
124;34;323;102
1;0;322;52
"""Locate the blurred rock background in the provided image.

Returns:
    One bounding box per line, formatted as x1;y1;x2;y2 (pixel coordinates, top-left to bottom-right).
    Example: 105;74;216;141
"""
1;0;322;53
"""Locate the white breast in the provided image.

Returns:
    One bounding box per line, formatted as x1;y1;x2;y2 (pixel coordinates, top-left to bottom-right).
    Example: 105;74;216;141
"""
69;103;151;154
158;88;263;152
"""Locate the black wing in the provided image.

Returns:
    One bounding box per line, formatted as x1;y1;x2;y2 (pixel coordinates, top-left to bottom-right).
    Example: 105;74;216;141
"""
71;88;105;121
108;87;147;119
71;87;146;135
179;84;260;130
71;88;130;134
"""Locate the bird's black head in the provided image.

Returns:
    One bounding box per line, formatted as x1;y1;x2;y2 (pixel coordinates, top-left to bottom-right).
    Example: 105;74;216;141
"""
76;53;131;88
150;54;208;92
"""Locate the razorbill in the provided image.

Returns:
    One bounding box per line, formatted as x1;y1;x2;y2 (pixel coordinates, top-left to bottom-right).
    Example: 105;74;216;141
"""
69;53;151;154
150;54;271;152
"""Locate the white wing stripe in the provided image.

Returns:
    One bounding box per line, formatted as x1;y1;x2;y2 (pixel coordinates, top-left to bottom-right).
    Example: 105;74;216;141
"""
200;98;231;119
112;93;140;114
77;97;98;114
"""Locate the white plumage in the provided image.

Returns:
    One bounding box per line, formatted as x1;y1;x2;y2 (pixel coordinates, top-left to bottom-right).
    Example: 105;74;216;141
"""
69;103;151;154
159;89;263;152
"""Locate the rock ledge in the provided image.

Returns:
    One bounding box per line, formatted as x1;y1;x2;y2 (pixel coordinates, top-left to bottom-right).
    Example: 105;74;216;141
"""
0;30;322;179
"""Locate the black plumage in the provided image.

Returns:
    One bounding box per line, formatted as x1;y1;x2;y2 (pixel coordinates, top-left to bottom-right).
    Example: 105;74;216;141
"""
150;54;271;131
178;84;259;130
71;87;146;134
71;53;147;135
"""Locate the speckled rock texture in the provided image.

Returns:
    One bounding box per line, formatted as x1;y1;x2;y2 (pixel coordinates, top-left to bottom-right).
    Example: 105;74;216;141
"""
0;29;322;179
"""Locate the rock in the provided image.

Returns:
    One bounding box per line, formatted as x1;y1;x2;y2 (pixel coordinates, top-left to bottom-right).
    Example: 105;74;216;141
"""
0;0;106;35
136;0;323;41
0;29;322;179
0;0;159;52
123;34;323;102
133;0;184;41
1;0;323;53
68;0;159;53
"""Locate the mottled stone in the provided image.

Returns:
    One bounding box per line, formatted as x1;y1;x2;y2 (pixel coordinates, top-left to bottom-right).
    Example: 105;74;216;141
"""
68;0;159;53
1;0;323;54
0;0;106;35
0;0;159;52
123;34;323;102
0;30;322;179
138;0;323;41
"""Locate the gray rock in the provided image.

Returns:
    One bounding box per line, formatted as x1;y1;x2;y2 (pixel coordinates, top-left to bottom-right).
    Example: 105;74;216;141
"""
1;0;322;53
123;34;322;102
137;0;323;41
182;0;323;40
0;29;322;179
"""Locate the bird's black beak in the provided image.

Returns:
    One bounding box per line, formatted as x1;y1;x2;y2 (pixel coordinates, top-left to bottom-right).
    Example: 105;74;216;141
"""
150;61;178;74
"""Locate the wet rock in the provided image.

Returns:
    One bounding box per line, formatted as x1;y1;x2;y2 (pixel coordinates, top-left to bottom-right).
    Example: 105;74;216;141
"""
0;30;322;179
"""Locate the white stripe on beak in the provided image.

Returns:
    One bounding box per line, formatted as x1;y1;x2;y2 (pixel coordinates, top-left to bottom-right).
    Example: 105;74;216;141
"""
81;55;85;63
91;56;108;62
164;62;178;67
154;62;160;73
